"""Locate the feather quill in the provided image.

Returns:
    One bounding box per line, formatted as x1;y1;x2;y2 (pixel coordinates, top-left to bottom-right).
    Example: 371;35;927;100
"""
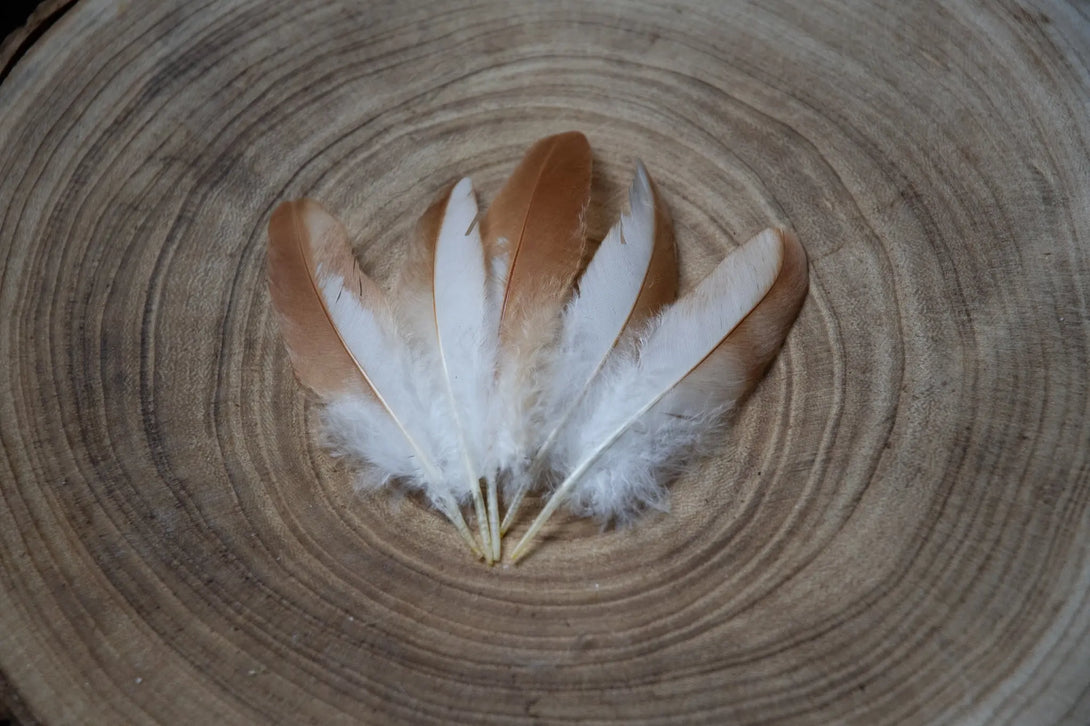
510;228;808;561
499;162;678;534
267;199;484;558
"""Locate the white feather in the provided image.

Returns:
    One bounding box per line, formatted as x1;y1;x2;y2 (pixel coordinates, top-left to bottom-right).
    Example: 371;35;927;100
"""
432;179;502;558
552;229;785;522
540;166;657;454
315;273;467;508
433;178;497;476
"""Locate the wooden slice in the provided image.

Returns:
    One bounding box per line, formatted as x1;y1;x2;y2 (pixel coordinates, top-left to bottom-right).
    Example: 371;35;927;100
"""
2;2;1088;724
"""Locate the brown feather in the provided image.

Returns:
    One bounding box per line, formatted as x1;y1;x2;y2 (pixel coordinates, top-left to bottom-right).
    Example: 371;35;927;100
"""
693;228;809;396
630;167;680;323
395;184;456;304
481;131;593;345
267;199;383;400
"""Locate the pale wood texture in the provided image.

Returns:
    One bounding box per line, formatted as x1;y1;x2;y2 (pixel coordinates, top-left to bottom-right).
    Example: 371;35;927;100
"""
2;2;1089;724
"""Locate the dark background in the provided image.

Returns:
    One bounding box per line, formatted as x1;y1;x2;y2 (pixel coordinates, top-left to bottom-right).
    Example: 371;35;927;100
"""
2;7;44;726
2;1;41;39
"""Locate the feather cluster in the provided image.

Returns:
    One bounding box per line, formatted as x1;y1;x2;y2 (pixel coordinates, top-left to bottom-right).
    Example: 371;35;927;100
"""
267;132;808;563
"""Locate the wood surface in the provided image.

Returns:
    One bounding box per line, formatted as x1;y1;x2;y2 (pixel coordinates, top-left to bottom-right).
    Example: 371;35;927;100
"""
2;1;1089;724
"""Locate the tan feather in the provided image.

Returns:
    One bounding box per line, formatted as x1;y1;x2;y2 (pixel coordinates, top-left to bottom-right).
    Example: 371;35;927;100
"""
686;228;809;399
390;185;456;341
481;131;593;345
267;199;385;399
630;170;679;320
396;185;454;300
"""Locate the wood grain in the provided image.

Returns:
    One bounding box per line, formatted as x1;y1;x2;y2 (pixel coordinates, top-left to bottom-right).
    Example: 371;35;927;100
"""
2;1;1089;724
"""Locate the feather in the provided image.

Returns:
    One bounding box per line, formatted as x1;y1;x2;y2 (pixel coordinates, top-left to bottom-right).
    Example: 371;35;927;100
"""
268;199;385;400
267;199;485;558
391;181;450;347
510;228;808;561
267;134;810;566
389;180;503;559
499;162;678;534
480;131;593;477
428;178;500;560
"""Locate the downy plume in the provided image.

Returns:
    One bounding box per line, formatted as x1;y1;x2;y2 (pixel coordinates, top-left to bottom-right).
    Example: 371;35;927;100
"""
268;199;484;558
511;228;808;561
500;162;678;534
